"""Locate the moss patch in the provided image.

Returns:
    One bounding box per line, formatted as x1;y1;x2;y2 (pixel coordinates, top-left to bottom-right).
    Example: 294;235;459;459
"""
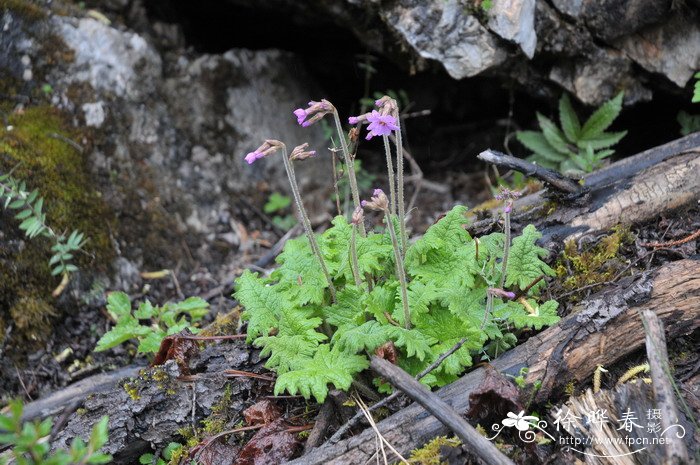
409;436;462;465
0;105;115;346
0;0;47;22
554;226;635;301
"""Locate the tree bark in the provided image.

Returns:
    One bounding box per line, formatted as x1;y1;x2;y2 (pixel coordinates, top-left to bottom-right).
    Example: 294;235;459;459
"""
471;132;700;247
291;258;699;464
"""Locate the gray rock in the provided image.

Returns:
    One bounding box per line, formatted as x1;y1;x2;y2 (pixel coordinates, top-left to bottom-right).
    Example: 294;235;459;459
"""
382;0;507;79
56;17;161;100
487;0;537;58
3;9;328;289
617;12;700;87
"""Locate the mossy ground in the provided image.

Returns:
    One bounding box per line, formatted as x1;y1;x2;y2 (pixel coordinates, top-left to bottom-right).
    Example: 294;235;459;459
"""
409;435;462;465
0;104;115;346
554;226;635;302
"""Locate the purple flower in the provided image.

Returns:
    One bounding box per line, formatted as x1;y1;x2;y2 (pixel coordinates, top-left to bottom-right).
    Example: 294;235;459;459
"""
361;200;368;207
294;108;307;125
373;188;385;197
245;151;264;165
293;100;333;127
348;116;360;125
365;111;399;140
504;204;512;214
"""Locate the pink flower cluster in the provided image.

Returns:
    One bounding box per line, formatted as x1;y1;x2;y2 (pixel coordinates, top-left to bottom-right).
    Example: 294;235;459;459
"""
244;140;282;165
293;100;333;127
348;97;399;140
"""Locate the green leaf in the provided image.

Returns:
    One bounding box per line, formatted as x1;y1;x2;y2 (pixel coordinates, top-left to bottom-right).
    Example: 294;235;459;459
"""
414;308;485;377
505;224;554;291
106;292;132;318
508;299;560;330
264;192;291;214
577;130;626;150
274;345;369;403
235;270;286;341
537;113;572;155
387;327;436;361
559;94;581;142
580;92;624;139
136;330;167;354
272;236;328;305
515;131;567;163
334;320;393;354
89;417;109;450
323;286;366;329
94;316;151;352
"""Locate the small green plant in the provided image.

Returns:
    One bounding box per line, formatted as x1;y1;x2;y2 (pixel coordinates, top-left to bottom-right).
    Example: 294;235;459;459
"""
139;442;183;465
0;400;111;465
94;292;209;354
238;98;560;403
0;171;85;277
516;92;626;174
677;71;700;135
264;192;295;230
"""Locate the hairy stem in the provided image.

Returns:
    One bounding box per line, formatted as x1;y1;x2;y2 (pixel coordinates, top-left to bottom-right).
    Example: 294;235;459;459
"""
350;225;362;287
330;150;342;216
481;292;494;330
382;135;396;215
281;149;337;302
498;207;511;289
394;117;407;252
384;210;410;329
331;109;365;236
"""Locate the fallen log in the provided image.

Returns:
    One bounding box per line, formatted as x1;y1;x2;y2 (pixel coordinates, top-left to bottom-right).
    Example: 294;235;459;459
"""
291;258;699;464
473;132;700;246
49;343;266;464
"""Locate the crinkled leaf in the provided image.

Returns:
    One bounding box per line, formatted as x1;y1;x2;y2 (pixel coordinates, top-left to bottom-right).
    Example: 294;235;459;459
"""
274;345;369;403
235;270;286;341
272;236;328;305
505;225;554;291
387;327;436;361
334;320;393;354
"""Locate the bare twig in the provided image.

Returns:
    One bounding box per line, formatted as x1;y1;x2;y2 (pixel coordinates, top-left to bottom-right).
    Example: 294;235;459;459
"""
328;334;472;444
303;398;336;454
370;356;515;465
478;149;583;195
640;228;700;248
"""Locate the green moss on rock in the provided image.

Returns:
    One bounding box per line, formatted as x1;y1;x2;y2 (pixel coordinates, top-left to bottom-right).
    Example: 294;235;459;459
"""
0;0;47;22
0;104;115;346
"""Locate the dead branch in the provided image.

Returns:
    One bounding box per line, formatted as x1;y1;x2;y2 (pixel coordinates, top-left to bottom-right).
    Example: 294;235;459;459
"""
370;356;515;465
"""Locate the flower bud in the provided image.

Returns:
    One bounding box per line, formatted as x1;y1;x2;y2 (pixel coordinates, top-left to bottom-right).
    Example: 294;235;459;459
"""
363;188;389;211
351;206;364;225
290;143;317;161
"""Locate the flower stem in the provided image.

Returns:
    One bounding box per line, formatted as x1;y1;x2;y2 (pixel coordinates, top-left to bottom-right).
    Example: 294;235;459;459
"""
350;225;362;287
332;109;365;236
498;207;511;289
281;147;337;302
481;292;494;330
384;210;410;329
394;117;407;252
382;135;396;215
